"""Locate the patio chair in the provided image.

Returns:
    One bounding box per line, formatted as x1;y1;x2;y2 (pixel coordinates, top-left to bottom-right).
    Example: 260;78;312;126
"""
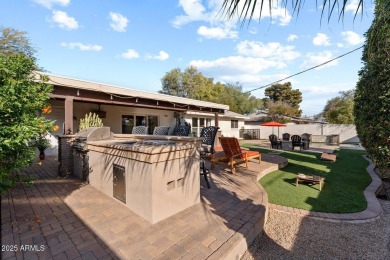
152;126;170;135
199;126;220;188
291;135;303;151
269;134;282;149
212;137;261;174
172;125;190;136
301;133;311;150
282;133;290;141
132;126;148;135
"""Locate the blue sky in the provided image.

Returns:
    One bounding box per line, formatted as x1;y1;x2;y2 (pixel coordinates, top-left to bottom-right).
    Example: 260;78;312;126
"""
0;0;374;116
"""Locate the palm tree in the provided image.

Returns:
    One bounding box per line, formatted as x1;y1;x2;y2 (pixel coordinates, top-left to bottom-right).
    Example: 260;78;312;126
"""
220;0;365;24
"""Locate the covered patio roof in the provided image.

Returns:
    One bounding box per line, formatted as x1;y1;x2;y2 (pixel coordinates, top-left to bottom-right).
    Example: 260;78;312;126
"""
37;72;229;113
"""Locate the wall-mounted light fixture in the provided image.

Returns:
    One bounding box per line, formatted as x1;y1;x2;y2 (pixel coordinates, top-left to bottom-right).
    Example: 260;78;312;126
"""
110;95;113;100
136;98;138;102
157;101;159;105
77;89;80;96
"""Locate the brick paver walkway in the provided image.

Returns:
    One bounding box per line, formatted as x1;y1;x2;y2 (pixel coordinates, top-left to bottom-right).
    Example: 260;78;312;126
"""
2;149;382;259
1;154;286;259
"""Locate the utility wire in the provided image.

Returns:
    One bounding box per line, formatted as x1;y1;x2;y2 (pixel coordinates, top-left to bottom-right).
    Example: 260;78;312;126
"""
243;45;364;94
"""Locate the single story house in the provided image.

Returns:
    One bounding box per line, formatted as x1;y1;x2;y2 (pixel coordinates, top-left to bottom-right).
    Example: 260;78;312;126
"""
39;73;247;154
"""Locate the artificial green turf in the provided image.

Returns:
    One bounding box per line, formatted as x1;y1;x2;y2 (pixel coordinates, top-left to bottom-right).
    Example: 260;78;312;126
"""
244;145;371;213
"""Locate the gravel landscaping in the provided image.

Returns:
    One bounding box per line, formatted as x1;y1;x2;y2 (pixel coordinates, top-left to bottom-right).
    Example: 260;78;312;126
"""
242;200;390;260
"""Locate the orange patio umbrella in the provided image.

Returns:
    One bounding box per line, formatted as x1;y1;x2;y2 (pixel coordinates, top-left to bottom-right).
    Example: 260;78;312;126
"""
260;121;286;138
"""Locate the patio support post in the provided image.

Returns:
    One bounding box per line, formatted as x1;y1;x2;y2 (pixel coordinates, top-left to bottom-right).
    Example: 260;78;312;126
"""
214;112;219;127
64;96;74;134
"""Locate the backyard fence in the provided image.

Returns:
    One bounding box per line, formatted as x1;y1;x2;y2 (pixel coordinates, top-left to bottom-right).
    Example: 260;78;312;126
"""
243;124;358;143
239;129;261;140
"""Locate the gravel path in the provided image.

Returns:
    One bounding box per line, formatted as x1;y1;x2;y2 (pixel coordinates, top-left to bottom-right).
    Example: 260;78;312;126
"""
242;200;390;260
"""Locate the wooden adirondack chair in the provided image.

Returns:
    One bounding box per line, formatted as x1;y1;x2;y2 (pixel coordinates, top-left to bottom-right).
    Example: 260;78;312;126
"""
212;137;261;173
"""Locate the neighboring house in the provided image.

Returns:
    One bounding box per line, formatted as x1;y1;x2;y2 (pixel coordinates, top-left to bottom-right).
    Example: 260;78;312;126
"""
245;110;325;125
38;73;247;154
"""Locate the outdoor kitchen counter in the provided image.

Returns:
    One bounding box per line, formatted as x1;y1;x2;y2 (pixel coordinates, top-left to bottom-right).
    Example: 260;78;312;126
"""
86;136;201;224
87;139;199;163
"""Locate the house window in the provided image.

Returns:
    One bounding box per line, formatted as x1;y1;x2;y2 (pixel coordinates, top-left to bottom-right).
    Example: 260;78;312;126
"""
231;120;238;129
122;114;158;134
192;117;212;136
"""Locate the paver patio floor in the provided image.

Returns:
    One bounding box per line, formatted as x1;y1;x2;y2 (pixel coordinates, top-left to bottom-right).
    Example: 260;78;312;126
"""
1;154;286;259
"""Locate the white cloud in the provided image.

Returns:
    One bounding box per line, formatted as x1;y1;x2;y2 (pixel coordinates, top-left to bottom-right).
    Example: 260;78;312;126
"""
51;10;78;30
236;41;300;61
341;31;364;45
287;34;298;42
300;51;338;70
146;51;169;61
33;0;70;9
173;0;291;30
189;56;285;84
61;42;102;51
120;49;140;59
172;0;210;28
312;33;331;46
109;12;128;32
345;0;363;14
188;40;301;86
197;25;238;39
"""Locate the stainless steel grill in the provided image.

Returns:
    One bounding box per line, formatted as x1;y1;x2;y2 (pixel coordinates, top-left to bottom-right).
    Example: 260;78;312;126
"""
72;127;113;180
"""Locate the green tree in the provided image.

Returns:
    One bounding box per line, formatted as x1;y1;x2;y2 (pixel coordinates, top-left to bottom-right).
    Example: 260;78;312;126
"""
264;82;302;117
0;27;53;193
160;68;183;96
267;101;298;123
354;0;390;171
321;90;355;124
160;67;264;114
0;27;35;58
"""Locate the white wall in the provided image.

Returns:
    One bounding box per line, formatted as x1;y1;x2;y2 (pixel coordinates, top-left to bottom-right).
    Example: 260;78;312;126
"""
243;123;359;143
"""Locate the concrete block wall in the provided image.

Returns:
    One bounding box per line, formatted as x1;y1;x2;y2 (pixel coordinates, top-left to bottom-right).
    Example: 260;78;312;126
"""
243;124;359;143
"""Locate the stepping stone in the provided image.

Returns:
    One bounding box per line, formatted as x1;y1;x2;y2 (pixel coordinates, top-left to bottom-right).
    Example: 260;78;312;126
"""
320;153;337;162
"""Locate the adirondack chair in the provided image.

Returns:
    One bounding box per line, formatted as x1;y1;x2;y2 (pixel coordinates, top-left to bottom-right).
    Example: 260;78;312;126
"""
282;133;290;141
212;137;261;173
291;135;303;151
269;134;282;149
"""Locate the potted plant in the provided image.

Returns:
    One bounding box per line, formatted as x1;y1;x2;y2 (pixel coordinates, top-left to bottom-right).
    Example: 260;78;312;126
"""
31;133;51;160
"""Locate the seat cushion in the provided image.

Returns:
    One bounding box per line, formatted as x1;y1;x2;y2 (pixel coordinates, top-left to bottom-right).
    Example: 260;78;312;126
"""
244;151;260;158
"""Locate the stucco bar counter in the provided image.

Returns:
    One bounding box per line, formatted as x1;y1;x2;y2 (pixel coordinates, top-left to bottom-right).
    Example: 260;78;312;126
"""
86;136;202;224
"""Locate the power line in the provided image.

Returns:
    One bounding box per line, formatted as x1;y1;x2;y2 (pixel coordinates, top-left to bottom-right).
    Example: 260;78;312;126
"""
243;45;364;94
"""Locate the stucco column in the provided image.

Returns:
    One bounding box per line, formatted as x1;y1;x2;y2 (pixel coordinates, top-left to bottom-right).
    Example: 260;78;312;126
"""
64;96;74;134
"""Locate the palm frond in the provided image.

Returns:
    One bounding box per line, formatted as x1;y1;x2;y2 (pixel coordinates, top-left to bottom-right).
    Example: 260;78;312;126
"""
220;0;366;25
